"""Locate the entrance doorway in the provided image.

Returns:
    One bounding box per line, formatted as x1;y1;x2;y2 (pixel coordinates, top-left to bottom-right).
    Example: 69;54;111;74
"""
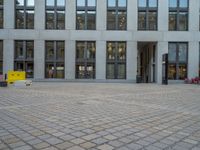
137;42;157;83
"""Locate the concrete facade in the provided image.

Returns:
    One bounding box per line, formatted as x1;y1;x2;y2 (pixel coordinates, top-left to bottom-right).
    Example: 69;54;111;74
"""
0;0;200;83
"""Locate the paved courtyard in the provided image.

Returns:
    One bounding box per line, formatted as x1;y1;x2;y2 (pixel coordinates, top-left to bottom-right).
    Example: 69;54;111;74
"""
0;83;200;150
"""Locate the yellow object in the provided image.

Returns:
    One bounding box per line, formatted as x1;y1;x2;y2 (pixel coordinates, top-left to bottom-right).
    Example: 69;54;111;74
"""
7;71;26;84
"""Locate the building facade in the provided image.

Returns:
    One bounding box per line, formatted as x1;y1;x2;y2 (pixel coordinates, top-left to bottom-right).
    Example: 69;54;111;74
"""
0;0;200;83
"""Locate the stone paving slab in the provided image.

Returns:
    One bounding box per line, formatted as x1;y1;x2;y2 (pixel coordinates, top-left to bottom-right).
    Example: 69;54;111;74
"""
0;83;200;150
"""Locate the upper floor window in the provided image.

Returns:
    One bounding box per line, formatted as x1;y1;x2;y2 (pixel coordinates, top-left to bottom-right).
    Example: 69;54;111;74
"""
15;0;35;29
107;0;127;30
0;0;3;29
138;0;158;30
169;0;188;31
76;0;96;30
46;0;65;30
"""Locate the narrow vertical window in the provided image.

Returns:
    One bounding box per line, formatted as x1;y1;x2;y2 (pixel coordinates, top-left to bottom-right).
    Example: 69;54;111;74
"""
0;40;3;75
169;0;188;31
76;41;96;79
14;41;34;78
0;0;3;28
106;42;126;79
138;0;158;30
46;0;65;30
168;42;188;80
76;0;96;30
15;0;35;29
45;41;65;78
107;0;127;30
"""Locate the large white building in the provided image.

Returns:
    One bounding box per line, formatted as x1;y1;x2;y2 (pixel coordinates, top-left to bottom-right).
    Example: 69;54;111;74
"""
0;0;200;83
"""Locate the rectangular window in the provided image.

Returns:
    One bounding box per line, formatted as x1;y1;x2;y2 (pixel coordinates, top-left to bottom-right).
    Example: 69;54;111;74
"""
168;42;188;80
169;0;188;31
106;42;126;79
76;41;96;79
0;40;3;75
76;0;96;30
45;41;65;78
14;40;34;78
46;0;65;30
138;0;158;30
107;0;127;30
0;0;3;28
15;0;35;29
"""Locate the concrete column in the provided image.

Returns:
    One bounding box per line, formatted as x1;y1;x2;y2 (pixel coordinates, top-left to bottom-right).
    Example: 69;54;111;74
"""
34;40;45;79
96;41;106;80
127;41;137;81
66;0;76;30
127;0;137;31
188;42;199;78
3;40;14;75
4;0;15;29
156;42;168;84
35;0;45;30
65;40;75;79
96;0;106;30
189;0;199;31
158;0;168;31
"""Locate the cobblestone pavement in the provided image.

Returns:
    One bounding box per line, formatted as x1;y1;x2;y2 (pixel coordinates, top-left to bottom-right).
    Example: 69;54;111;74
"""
0;83;200;150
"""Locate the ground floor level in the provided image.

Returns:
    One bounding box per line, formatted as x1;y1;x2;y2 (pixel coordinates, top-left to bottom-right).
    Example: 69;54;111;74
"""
1;40;200;84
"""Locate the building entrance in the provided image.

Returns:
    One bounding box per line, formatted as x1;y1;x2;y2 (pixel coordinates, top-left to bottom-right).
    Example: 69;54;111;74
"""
137;42;157;83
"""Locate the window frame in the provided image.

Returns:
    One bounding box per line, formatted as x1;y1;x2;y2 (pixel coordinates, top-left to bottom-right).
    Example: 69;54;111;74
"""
45;40;65;78
107;0;127;30
0;0;3;29
14;40;34;78
106;41;126;79
75;41;96;79
168;42;188;80
45;0;65;30
15;0;35;29
138;0;158;31
169;0;189;31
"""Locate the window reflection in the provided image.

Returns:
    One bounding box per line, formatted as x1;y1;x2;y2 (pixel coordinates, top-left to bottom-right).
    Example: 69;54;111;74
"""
138;0;146;7
0;10;3;28
107;11;116;30
26;10;34;29
88;0;95;6
77;0;85;6
46;11;54;29
118;0;126;7
138;12;146;30
57;11;65;29
168;43;188;80
169;12;177;30
169;0;177;7
149;0;157;7
14;41;34;78
76;0;96;30
179;0;188;7
118;11;126;30
76;41;96;79
108;0;116;7
57;0;65;6
46;0;54;6
107;42;126;79
179;12;188;30
0;0;3;5
27;0;34;6
45;41;65;78
16;0;24;6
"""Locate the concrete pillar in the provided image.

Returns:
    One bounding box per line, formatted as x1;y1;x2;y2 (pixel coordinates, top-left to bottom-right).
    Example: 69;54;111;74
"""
65;40;75;79
158;0;168;31
188;42;199;78
34;40;45;79
127;41;137;81
156;42;168;84
189;0;199;31
96;0;106;30
35;0;45;30
3;40;14;75
96;41;106;80
127;0;137;31
4;0;14;29
66;0;76;30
